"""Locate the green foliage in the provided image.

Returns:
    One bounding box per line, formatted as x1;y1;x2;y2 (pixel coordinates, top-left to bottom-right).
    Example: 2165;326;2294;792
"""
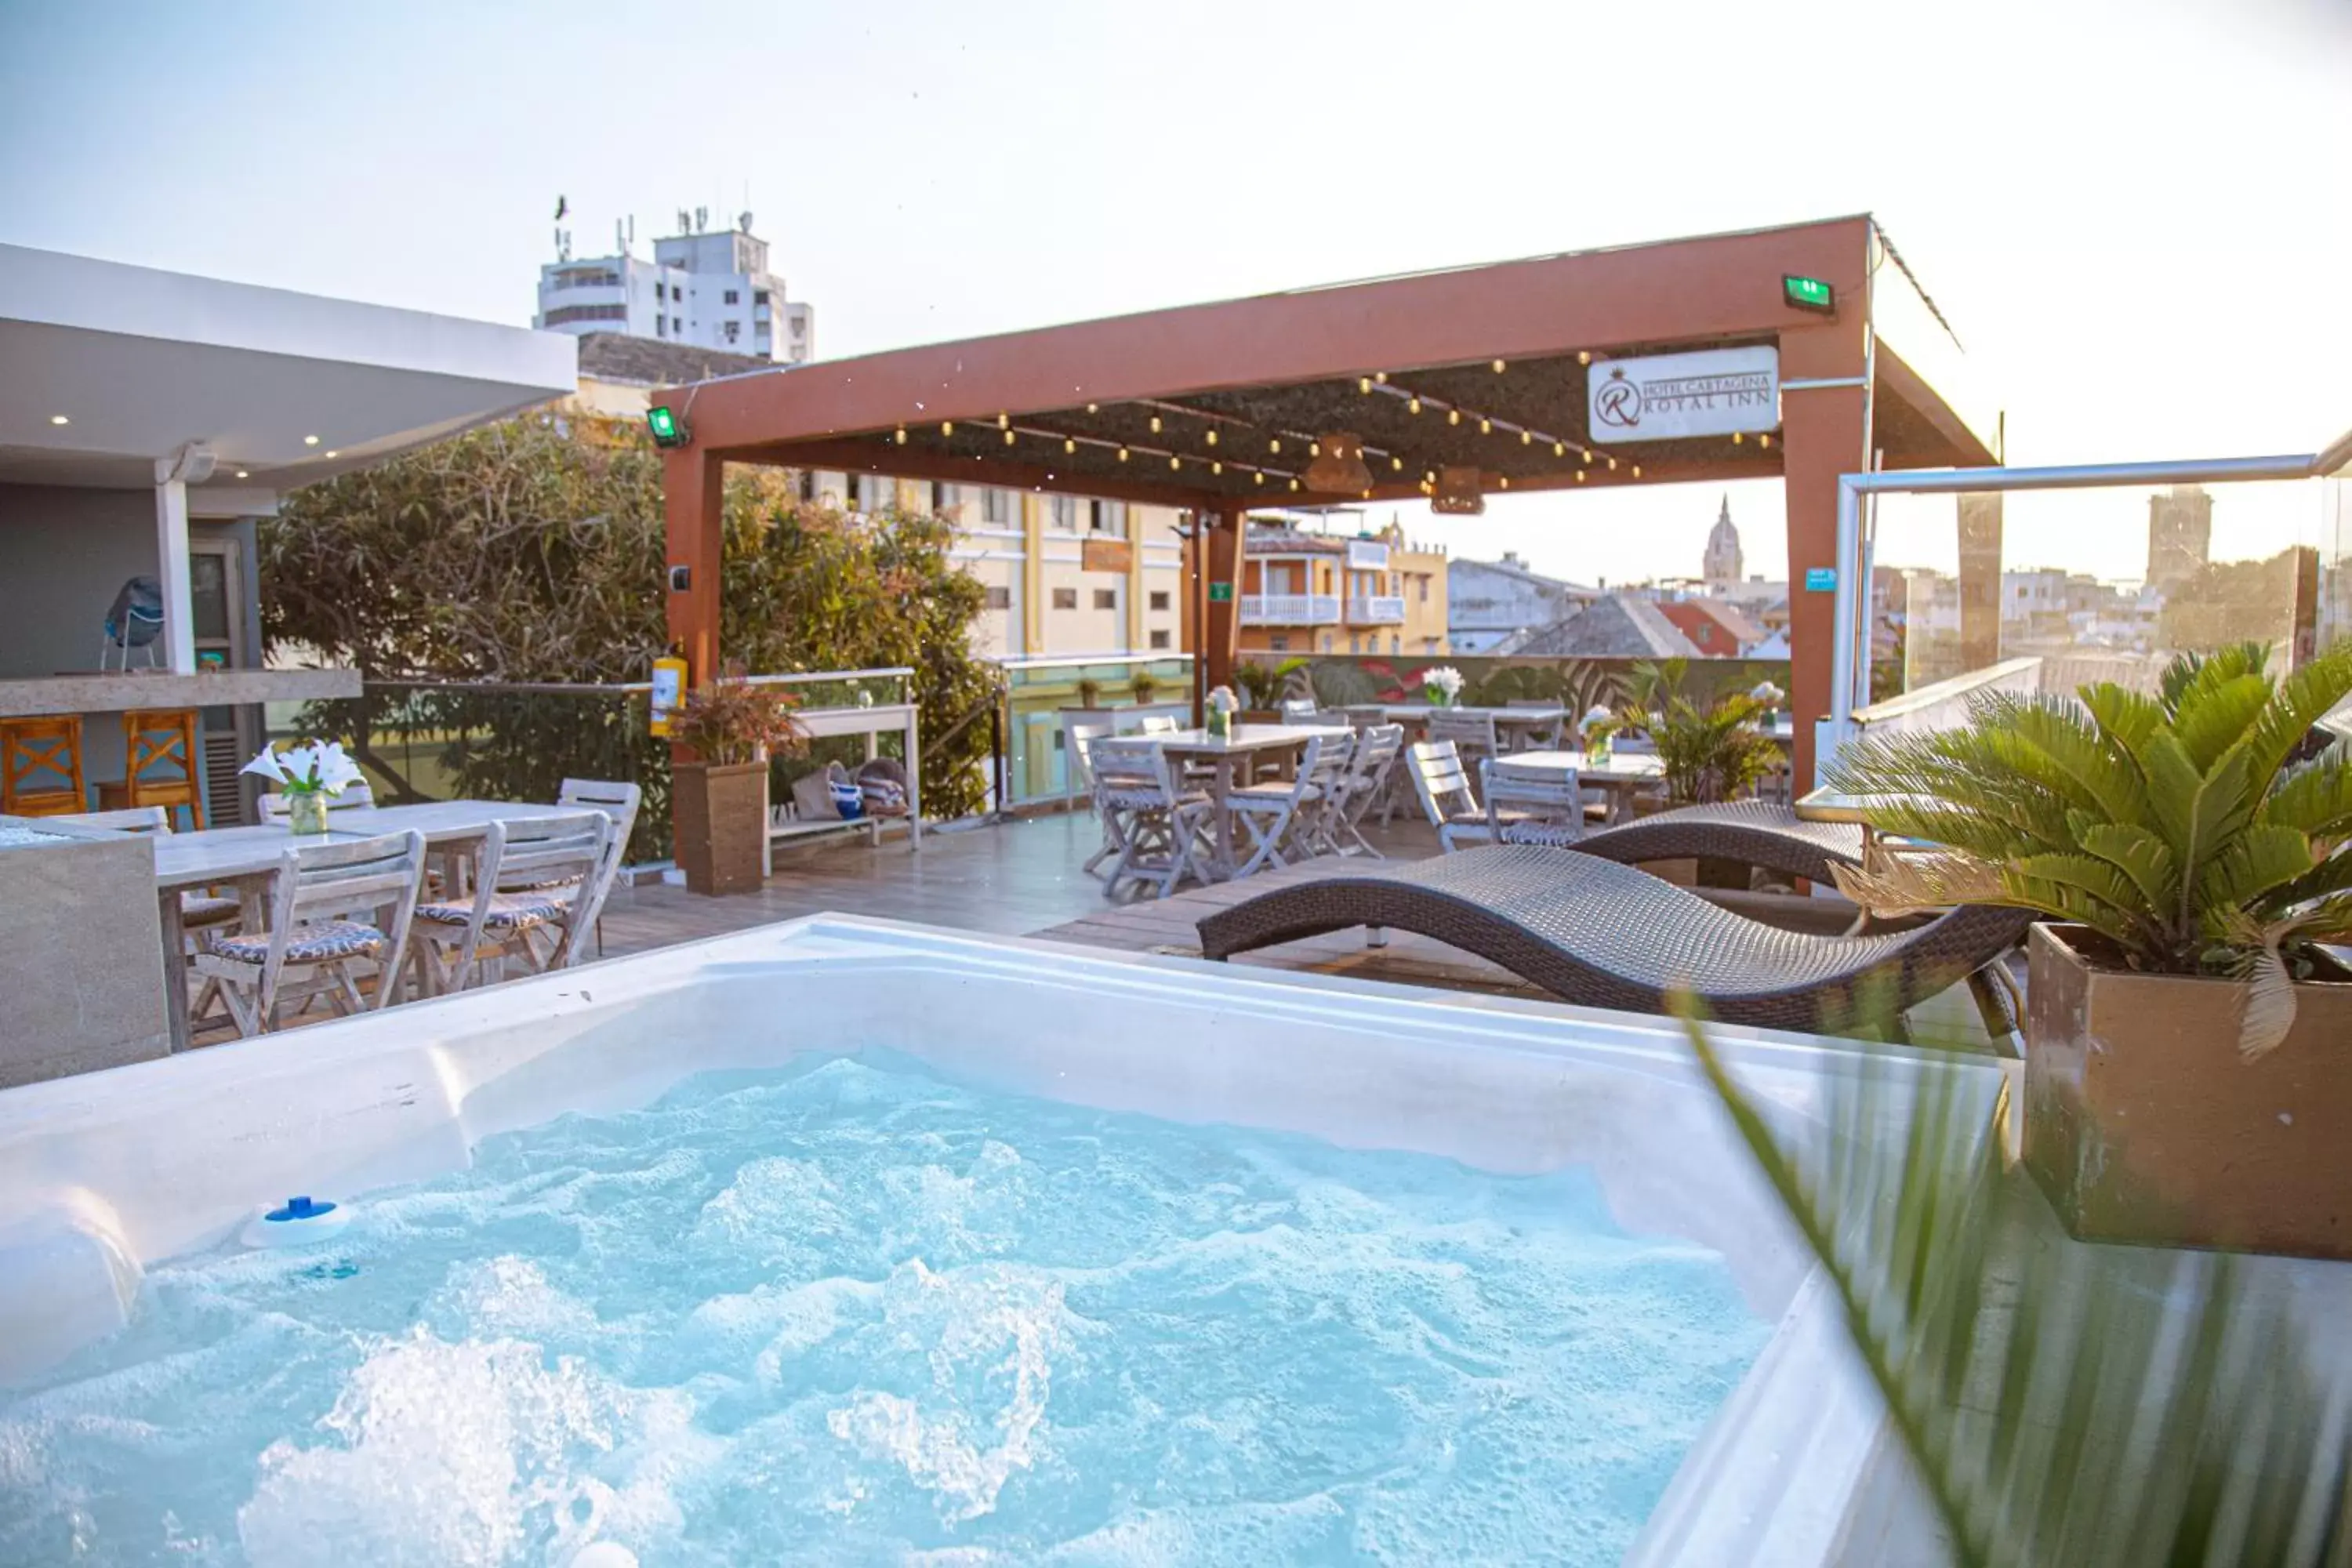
1230;659;1287;710
260;412;1000;823
667;674;809;768
1824;646;2352;982
1617;659;1780;805
1677;1004;2352;1567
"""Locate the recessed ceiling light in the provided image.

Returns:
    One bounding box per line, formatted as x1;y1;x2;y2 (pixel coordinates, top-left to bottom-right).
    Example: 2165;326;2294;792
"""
235;470;250;479
324;450;338;459
303;435;321;446
49;414;69;426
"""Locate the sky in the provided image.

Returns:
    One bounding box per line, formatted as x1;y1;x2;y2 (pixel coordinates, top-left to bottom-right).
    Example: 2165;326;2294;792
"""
4;0;2347;590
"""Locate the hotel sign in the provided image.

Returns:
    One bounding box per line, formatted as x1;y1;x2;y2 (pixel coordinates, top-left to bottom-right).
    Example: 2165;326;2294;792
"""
1082;537;1133;573
1588;346;1780;443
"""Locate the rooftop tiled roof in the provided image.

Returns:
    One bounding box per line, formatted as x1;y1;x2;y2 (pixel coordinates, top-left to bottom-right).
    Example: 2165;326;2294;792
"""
1496;595;1703;659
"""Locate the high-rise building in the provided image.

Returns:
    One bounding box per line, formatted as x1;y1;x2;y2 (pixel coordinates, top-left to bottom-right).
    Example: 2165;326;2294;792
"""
2145;484;2212;590
535;210;815;364
1702;494;1743;586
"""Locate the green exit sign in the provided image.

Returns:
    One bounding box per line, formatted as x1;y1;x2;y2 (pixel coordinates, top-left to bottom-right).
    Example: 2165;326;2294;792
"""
1207;582;1234;604
646;405;690;448
1783;274;1835;314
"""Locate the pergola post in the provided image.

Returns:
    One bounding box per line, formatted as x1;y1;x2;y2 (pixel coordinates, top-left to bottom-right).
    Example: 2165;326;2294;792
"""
663;448;725;685
1778;323;1873;795
1203;506;1242;706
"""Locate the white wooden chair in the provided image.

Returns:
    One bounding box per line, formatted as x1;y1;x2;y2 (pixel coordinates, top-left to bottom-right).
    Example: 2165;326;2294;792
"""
1278;699;1321;724
1327;723;1405;857
1087;736;1213;898
1066;723;1120;877
528;779;644;956
1481;757;1592;847
192;829;426;1036
1136;713;1181;735
1227;733;1353;876
411;811;611;993
1408;739;1520;853
1426;709;1500;772
54;804;248;935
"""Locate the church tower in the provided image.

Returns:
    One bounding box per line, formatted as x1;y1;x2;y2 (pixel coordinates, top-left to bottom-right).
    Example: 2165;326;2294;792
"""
1702;494;1743;587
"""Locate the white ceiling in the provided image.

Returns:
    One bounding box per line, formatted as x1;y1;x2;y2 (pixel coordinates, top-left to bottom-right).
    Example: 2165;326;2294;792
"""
0;244;575;493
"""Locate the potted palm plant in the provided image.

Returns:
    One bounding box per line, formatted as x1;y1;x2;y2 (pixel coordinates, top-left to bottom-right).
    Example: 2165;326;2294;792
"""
1616;662;1781;880
1825;643;2352;1257
666;674;808;895
1232;660;1288;723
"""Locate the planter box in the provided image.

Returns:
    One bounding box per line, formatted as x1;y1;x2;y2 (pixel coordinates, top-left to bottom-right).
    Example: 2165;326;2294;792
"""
672;760;768;896
2025;923;2352;1259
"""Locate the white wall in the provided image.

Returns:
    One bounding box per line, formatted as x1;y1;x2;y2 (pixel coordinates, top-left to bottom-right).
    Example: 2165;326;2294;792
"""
0;485;159;682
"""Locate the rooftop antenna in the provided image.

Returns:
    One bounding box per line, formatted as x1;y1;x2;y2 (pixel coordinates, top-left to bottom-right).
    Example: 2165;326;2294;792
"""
677;209;690;234
627;214;635;247
615;219;626;255
695;205;707;233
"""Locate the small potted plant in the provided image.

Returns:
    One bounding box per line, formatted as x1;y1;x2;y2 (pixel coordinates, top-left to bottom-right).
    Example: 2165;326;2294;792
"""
666;673;808;895
1232;661;1287;723
1421;665;1465;708
1131;672;1159;708
241;739;366;834
1826;643;2352;1258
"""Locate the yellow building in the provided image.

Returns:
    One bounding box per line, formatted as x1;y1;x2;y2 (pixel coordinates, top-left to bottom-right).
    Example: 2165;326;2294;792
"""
1236;515;1448;660
569;332;1186;660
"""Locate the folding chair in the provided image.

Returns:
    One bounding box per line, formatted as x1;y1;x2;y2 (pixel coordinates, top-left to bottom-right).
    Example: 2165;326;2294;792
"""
411;811;611;993
192;830;426;1036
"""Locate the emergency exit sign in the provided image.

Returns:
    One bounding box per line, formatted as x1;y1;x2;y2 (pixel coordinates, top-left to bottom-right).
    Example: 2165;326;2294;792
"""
1782;274;1835;314
1208;582;1234;603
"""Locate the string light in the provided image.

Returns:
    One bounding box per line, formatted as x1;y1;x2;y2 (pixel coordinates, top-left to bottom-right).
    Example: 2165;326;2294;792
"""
997;412;1009;429
895;427;908;445
1003;429;1015;445
1205;429;1218;446
1632;465;1643;477
1575;470;1587;484
1169;454;1181;469
1408;397;1422;414
1582;448;1594;465
1424;469;1437;485
1759;434;1773;449
1309;441;1322;457
1731;431;1743;445
1254;471;1265;485
1497;475;1510;488
1606;456;1618;470
1553;441;1566;457
1521;430;1532;445
1447;408;1461;426
1492;359;1506;373
1391;456;1403;470
1149;415;1162;433
1577;350;1591;365
1287;478;1300;492
1064;437;1076;454
1269;438;1281;454
1479;418;1492;434
1359;376;1373;394
1117;446;1130;462
1374;371;1388;383
940;422;953;436
1212;460;1223;474
1086;402;1098;413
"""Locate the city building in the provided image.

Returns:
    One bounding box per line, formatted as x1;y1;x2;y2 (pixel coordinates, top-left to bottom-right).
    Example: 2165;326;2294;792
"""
2146;484;2213;590
1447;552;1599;653
535;210;815;365
1236;515;1445;658
1494;595;1701;659
1655;597;1765;656
1701;494;1744;586
568;332;770;419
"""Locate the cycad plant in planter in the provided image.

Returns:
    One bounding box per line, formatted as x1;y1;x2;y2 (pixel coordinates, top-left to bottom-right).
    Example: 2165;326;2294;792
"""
1824;643;2352;1257
666;674;808;895
1617;659;1782;883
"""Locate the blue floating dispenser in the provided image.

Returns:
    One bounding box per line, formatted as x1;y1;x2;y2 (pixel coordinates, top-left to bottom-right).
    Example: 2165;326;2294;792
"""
240;1195;352;1250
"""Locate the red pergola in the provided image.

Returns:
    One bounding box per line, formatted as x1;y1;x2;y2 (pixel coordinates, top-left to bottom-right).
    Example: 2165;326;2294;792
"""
658;213;1992;808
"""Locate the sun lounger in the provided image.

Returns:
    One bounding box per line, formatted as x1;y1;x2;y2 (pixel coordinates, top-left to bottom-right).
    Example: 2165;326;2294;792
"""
1568;799;1864;886
1195;844;2031;1047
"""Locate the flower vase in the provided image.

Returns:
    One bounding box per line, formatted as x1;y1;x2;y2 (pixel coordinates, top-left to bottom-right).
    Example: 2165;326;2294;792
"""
1206;707;1232;740
285;790;331;835
1584;739;1613;768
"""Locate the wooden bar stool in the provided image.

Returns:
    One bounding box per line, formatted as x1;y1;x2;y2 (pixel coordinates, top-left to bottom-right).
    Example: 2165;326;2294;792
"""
0;714;88;816
97;707;205;829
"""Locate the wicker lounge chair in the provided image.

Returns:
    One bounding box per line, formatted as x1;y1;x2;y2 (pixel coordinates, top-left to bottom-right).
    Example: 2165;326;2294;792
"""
1570;799;1866;887
1195;844;2031;1047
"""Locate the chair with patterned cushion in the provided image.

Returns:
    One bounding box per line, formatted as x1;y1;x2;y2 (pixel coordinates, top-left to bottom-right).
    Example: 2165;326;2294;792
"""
52;805;245;937
192;829;426;1036
412;811;611;993
2;715;87;816
1480;757;1592;848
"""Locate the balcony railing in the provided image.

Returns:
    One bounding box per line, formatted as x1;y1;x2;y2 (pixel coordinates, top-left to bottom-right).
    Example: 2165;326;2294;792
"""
1241;593;1341;626
1348;594;1406;623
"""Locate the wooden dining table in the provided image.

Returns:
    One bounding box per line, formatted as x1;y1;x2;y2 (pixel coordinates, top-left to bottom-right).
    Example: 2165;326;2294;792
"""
1494;750;1668;824
151;799;572;1051
1144;724;1354;879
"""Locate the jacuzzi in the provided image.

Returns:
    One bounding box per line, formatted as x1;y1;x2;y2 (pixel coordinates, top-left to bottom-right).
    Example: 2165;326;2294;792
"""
0;916;1976;1564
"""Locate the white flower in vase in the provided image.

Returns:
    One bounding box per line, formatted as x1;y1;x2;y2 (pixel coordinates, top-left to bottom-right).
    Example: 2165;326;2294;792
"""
1421;666;1465;706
